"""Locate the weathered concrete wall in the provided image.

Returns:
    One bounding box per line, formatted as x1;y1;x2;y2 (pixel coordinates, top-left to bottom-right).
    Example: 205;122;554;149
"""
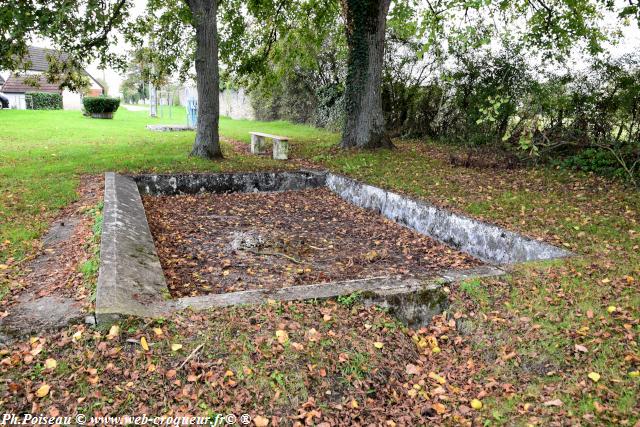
146;124;193;132
169;266;504;321
135;171;326;196
95;173;170;322
325;173;571;264
219;88;255;120
95;170;571;323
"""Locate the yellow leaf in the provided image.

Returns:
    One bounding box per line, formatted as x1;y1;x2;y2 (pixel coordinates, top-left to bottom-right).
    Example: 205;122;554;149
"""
588;372;601;382
72;331;82;342
140;337;149;351
254;415;269;427
107;325;119;339
0;264;8;270
471;399;483;410
323;314;332;322
432;346;441;354
44;358;57;370
171;343;183;352
374;341;384;349
350;399;359;408
628;371;639;378
428;372;446;384
607;306;616;313
275;330;289;344
35;384;50;398
153;327;163;337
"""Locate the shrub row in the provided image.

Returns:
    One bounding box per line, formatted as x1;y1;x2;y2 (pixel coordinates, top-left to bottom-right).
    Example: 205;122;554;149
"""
28;92;63;110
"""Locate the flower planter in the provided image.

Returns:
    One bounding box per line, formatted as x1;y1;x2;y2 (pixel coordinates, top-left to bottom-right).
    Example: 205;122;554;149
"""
91;112;114;119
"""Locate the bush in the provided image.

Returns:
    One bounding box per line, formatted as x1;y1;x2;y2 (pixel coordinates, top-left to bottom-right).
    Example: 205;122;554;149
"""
83;96;120;114
28;92;63;110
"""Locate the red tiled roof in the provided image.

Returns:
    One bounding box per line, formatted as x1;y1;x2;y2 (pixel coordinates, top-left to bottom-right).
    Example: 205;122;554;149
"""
1;74;63;94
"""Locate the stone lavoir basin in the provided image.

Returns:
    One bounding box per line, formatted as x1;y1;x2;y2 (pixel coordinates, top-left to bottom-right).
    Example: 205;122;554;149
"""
94;171;571;326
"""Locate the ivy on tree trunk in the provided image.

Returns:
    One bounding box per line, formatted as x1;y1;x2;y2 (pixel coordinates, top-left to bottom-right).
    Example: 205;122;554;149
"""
188;0;223;159
340;0;393;149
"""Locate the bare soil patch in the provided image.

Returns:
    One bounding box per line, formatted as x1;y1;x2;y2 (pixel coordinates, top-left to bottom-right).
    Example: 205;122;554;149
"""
143;188;482;297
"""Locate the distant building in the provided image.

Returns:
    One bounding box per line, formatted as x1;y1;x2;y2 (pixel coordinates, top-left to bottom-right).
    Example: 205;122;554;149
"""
0;46;104;110
178;86;255;120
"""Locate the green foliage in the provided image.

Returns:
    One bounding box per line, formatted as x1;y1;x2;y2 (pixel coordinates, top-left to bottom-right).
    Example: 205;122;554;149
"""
336;292;362;308
1;0;133;91
28;92;63;110
83;96;121;114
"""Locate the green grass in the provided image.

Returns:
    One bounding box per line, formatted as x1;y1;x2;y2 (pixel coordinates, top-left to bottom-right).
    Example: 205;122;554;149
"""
0;108;338;262
1;109;638;424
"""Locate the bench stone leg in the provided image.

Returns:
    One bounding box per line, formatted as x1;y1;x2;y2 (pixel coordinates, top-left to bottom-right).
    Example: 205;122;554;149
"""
273;139;289;160
250;134;266;154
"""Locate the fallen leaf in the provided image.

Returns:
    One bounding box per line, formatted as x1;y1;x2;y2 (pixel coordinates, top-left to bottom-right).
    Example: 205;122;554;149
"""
406;364;420;375
374;341;384;349
432;402;447;414
107;325;119;340
44;358;57;370
35;384;50;398
428;372;446;384
574;344;588;353
275;330;289;344
153;327;163;337
607;306;616;313
471;399;483;410
588;372;601;382
254;415;269;426
543;399;564;407
171;343;183;352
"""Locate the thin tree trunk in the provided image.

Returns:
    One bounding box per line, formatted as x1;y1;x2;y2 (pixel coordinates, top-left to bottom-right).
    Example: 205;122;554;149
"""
340;0;393;149
188;0;223;159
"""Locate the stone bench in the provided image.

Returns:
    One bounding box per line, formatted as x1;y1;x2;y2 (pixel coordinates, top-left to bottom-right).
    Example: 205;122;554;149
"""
249;132;290;160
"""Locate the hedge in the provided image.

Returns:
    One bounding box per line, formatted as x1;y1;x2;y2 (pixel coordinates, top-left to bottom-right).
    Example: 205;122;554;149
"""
28;92;63;110
83;96;120;114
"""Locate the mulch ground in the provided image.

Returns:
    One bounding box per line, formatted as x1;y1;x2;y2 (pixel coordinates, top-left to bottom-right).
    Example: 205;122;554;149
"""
143;188;481;297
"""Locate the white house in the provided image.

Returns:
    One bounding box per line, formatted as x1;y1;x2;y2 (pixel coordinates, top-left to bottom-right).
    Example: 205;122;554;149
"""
0;46;104;110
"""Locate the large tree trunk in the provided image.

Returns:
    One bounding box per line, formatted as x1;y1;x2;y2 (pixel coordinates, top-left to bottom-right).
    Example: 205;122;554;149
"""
188;0;223;159
340;0;393;149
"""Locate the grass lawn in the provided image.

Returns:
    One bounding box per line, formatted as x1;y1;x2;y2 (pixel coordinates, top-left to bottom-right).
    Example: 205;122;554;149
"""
0;108;338;262
0;109;638;425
